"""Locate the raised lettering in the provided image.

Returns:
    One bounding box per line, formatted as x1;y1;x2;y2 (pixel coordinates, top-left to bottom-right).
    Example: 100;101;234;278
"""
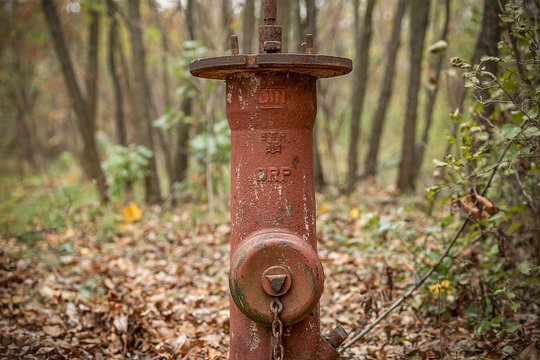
258;86;287;109
256;167;292;182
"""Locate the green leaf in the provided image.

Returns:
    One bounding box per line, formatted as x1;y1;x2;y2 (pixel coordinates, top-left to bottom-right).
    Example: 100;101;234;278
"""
517;262;531;275
524;126;540;137
501;124;521;139
502;345;517;355
433;159;448;168
505;322;521;333
477;318;496;333
510;301;520;312
480;56;503;63
487;244;499;257
465;306;481;317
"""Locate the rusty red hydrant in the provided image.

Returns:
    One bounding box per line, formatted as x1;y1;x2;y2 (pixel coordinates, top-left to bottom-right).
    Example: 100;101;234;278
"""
190;1;351;359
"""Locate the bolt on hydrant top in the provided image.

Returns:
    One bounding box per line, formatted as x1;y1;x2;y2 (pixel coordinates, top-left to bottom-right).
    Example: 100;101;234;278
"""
189;0;352;80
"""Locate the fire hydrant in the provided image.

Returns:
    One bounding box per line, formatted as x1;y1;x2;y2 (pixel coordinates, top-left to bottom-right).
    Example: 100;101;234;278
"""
190;1;352;359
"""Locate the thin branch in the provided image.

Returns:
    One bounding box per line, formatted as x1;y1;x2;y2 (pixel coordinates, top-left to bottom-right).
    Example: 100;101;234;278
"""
339;218;469;351
495;79;540;130
340;135;515;352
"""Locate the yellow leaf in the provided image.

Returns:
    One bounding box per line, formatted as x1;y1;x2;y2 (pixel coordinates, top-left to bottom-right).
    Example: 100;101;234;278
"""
318;202;331;215
123;202;142;223
64;227;75;238
350;207;360;219
429;283;442;295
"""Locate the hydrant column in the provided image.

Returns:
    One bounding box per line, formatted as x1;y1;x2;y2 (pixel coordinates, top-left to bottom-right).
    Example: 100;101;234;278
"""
227;72;319;359
228;72;317;252
190;1;351;358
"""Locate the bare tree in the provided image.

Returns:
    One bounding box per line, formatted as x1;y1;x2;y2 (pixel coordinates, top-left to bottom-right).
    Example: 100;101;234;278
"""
291;0;303;51
106;0;127;146
471;0;504;119
148;0;171;111
413;0;451;179
127;0;162;204
277;0;291;52
243;0;255;53
396;0;431;192
364;0;408;179
304;0;326;189
346;0;376;192
1;3;38;172
222;0;232;45
41;0;109;202
147;0;177;189
172;0;197;188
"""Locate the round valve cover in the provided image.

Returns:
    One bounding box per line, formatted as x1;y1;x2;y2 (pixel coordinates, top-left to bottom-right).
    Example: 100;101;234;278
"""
229;231;324;326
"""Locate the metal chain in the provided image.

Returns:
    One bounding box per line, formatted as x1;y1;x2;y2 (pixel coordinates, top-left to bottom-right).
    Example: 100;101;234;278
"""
270;298;284;360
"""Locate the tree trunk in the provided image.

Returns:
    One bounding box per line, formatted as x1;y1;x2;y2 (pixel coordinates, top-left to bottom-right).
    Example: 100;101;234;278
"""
471;0;504;119
147;0;176;189
127;0;162;204
396;0;430;192
305;0;325;189
277;0;291;52
106;0;127;146
15;111;36;171
41;0;109;202
364;0;407;179
172;0;196;188
413;0;451;180
222;0;232;45
346;0;376;193
291;0;302;52
148;0;171;110
107;0;134;202
305;0;317;40
243;0;255;53
86;10;99;130
5;3;38;172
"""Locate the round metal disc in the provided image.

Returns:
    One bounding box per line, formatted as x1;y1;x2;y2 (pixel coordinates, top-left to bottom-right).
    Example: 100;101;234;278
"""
229;231;324;326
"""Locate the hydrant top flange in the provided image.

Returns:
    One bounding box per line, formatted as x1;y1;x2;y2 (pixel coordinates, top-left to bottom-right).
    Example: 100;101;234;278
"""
190;53;352;80
189;0;351;80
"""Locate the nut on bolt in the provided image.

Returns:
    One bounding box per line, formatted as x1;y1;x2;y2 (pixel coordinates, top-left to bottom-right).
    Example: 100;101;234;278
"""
326;325;348;348
262;266;292;296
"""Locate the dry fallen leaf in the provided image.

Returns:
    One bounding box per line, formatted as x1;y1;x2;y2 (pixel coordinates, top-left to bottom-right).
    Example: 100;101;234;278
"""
10;295;26;304
42;325;64;337
460;200;483;219
520;342;539;360
113;314;128;333
36;347;55;354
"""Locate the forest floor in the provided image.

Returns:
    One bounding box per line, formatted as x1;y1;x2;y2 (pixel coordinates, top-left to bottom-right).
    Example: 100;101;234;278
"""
1;179;538;359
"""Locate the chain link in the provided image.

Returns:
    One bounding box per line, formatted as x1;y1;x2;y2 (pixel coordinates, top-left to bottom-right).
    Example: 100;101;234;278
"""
270;298;284;360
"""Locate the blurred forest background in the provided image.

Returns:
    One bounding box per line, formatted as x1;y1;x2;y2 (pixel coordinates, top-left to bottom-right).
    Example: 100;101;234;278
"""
0;0;539;358
1;0;526;203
